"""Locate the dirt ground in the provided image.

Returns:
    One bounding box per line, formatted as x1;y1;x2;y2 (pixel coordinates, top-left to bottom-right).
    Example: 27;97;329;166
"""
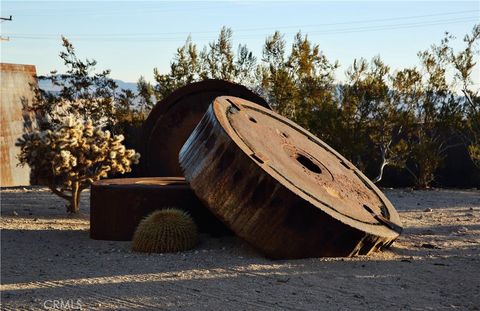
1;188;479;310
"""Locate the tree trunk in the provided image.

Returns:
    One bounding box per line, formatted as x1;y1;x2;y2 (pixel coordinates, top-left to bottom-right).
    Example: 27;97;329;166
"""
67;182;81;213
373;160;388;184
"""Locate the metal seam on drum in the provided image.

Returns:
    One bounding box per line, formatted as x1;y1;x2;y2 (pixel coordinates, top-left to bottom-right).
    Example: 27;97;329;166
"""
179;96;402;259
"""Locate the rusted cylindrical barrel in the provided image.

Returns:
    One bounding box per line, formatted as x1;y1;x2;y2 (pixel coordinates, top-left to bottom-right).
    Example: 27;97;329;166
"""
179;96;402;259
90;177;229;240
141;79;269;177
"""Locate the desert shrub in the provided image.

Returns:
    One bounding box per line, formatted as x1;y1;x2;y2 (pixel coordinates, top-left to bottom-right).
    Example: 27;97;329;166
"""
468;144;480;169
16;116;140;213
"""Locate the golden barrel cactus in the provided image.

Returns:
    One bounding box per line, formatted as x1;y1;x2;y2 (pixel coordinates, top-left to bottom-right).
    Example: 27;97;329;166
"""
131;209;198;253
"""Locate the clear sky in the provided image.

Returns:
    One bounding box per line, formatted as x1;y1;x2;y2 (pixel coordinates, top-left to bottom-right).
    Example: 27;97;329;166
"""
1;1;479;87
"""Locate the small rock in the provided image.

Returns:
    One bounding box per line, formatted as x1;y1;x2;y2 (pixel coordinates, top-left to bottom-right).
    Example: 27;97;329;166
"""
458;227;468;233
12;211;18;216
276;277;290;283
423;208;433;212
421;243;441;249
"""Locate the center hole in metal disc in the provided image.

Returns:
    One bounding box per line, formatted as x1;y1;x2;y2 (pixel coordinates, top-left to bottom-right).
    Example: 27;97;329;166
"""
296;154;322;174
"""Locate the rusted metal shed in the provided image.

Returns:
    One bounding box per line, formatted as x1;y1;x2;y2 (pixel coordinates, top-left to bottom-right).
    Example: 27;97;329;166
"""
0;63;37;186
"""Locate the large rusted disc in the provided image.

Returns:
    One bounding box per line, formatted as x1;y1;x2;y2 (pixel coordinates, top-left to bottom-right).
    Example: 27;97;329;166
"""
179;96;402;259
90;177;229;241
142;80;269;176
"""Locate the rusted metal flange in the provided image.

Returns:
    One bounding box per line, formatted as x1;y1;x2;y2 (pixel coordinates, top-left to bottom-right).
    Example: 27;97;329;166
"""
141;80;269;177
90;177;229;241
179;96;402;259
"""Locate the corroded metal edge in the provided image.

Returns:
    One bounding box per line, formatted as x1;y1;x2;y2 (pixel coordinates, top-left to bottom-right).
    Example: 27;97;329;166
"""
179;98;401;259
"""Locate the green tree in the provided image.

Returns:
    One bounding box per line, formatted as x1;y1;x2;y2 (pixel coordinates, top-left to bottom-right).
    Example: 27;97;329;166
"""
199;27;235;81
137;76;155;119
259;31;296;117
340;56;410;181
29;37;118;130
153;36;200;100
406;37;465;188
448;24;480;168
114;88;139;133
259;31;339;145
153;28;258;101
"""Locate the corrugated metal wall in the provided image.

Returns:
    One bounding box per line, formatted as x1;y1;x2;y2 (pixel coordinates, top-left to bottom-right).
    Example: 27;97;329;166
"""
1;63;37;186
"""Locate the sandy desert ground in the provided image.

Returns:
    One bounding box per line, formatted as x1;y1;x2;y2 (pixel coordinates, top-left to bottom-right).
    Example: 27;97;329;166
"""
1;187;479;310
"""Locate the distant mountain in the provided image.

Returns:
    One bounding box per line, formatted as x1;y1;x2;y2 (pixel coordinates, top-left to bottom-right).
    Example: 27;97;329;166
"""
115;80;138;92
38;77;138;93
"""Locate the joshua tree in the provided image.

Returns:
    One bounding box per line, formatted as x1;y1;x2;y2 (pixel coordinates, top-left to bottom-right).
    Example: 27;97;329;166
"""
17;117;140;213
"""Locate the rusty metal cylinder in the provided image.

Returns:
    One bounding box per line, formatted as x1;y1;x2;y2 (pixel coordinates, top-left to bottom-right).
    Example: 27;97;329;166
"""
179;96;402;259
90;177;229;240
141;79;269;177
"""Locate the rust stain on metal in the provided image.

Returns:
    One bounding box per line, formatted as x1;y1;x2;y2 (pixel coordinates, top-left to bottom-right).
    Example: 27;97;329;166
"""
179;96;402;259
0;63;37;186
90;177;230;241
141;79;270;177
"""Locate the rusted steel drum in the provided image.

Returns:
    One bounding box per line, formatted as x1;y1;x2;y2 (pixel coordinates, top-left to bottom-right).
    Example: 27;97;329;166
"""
142;80;269;177
179;96;402;259
90;177;229;240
